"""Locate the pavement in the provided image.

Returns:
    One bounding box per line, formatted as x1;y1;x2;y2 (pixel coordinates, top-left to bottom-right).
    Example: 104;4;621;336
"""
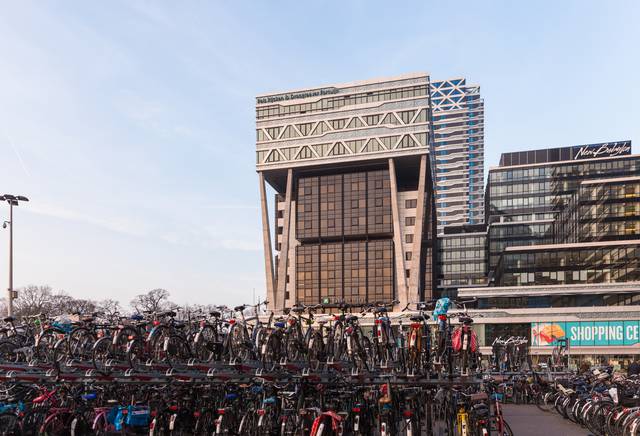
502;404;591;436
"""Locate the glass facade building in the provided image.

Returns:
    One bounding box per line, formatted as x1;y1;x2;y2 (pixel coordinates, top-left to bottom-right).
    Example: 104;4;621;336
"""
436;224;487;294
485;142;637;272
431;79;485;230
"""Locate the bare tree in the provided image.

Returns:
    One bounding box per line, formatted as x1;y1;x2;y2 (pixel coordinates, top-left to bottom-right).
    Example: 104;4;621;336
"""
130;289;171;313
96;299;121;318
13;285;54;317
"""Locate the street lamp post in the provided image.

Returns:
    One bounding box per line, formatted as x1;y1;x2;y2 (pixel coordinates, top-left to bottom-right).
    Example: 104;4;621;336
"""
0;195;29;317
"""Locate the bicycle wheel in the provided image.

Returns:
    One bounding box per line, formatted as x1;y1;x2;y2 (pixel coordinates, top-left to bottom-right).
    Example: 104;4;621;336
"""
67;328;96;363
490;416;514;436
262;334;281;370
91;336;112;375
285;331;302;362
165;334;192;368
126;338;145;371
41;413;69;436
193;325;218;362
229;325;251;362
0;412;19;436
35;329;61;365
0;340;20;364
307;330;323;370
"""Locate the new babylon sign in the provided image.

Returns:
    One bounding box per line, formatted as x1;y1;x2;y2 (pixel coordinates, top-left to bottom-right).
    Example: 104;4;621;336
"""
532;321;640;347
573;142;631;160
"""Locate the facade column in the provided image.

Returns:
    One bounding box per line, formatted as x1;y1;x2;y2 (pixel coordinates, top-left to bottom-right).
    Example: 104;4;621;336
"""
258;172;276;311
388;158;409;308
409;154;427;302
276;168;293;312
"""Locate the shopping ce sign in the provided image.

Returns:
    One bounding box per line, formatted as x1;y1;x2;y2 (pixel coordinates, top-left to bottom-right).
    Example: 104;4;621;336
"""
532;321;640;347
573;142;631;160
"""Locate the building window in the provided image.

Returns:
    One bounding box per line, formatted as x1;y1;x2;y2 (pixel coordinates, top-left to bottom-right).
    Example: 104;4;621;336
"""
406;217;416;226
405;199;417;208
406;234;414;243
406;269;411;278
406;252;412;261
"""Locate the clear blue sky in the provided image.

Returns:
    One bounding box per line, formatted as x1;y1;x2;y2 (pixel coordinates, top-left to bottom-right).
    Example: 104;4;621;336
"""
0;1;637;307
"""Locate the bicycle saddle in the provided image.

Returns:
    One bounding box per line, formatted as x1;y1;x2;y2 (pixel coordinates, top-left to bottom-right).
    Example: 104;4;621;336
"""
374;307;387;314
459;316;474;325
234;305;246;312
346;315;359;322
174;322;186;329
131;314;143;321
164;310;177;317
3;317;15;323
274;321;286;328
409;316;423;323
210;311;221;318
291;306;305;314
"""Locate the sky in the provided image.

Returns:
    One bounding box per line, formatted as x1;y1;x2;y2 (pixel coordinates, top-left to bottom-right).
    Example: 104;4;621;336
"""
0;1;638;307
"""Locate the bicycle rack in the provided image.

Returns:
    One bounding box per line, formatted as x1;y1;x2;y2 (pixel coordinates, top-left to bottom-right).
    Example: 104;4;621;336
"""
301;367;310;377
187;358;197;367
124;368;135;377
206;367;217;377
165;368;174;377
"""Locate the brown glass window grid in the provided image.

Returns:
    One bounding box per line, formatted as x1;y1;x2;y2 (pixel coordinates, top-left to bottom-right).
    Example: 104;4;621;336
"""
296;244;320;305
367;170;393;235
296;177;319;239
319;175;343;238
343;173;368;237
319;242;342;302
368;239;394;302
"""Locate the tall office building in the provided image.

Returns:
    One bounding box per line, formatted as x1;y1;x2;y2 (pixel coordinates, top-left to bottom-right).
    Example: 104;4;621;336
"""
460;141;640;363
431;78;485;231
255;74;437;312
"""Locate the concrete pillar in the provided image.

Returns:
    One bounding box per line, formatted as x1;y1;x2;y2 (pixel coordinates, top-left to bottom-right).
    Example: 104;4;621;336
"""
388;158;409;308
276;169;293;311
409;154;427;302
258;172;276;311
